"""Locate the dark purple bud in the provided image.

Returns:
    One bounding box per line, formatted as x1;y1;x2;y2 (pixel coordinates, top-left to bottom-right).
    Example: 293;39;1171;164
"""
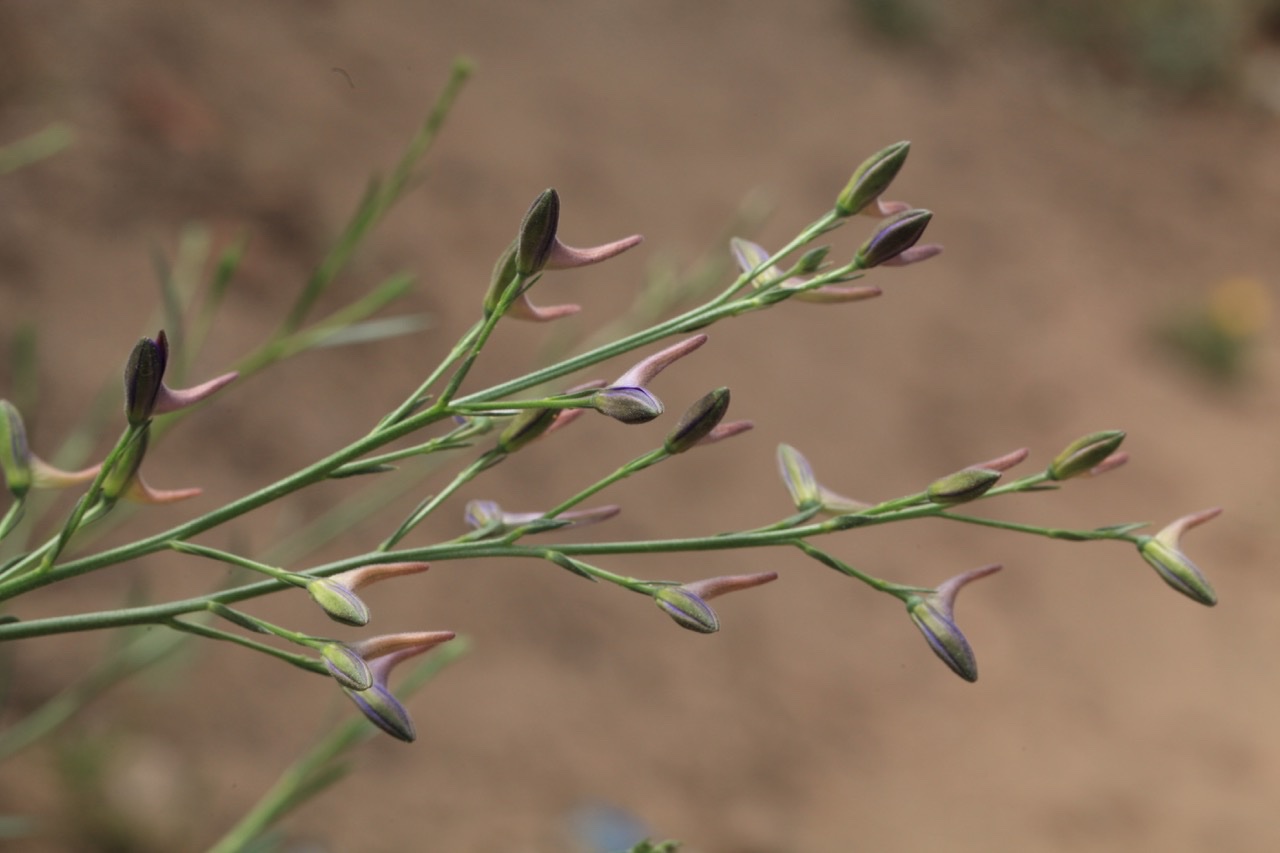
855;209;932;269
664;388;730;453
124;332;169;426
516;189;560;275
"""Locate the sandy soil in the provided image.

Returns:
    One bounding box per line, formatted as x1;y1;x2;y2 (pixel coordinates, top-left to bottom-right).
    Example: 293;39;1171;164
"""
2;2;1279;851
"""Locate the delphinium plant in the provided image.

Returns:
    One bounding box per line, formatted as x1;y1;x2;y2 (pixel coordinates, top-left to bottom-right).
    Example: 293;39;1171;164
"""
0;60;1221;851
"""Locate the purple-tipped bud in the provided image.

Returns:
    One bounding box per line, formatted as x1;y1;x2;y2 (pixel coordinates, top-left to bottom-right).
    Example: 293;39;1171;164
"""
777;444;821;510
0;400;33;498
1137;507;1220;606
307;578;371;627
835;141;911;217
124;333;168;426
321;643;374;691
516;189;561;275
590;387;664;424
654;586;720;634
904;564;1001;682
1048;430;1126;481
926;467;1001;505
855;209;933;269
497;406;560;453
664;388;731;453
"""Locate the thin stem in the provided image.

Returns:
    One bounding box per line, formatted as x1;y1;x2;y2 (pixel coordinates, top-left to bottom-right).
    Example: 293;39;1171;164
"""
166;618;326;675
543;448;668;519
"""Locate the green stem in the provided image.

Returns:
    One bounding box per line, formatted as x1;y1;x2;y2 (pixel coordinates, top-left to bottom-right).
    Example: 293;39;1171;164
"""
543;448;668;518
166;618;327;675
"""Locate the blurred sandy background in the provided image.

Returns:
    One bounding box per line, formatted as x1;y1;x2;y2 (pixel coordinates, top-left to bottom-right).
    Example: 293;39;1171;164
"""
2;1;1279;851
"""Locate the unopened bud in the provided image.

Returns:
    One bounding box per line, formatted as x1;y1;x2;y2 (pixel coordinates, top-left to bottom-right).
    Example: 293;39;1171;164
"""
484;241;519;316
124;333;168;426
777;444;820;510
0;400;33;498
926;467;1001;505
855;209;932;269
654;586;720;634
591;387;664;424
306;578;371;627
497;406;559;453
836;141;911;217
101;426;150;501
906;595;978;682
321;643;374;691
516;189;560;275
1136;507;1221;607
796;247;829;275
1048;430;1126;481
345;684;417;742
664;388;730;453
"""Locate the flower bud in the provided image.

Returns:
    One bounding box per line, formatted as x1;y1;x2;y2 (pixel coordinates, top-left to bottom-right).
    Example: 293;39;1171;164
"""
664;388;730;453
776;444;820;510
306;577;371;627
1047;430;1125;481
835;141;910;217
796;247;829;275
497;406;559;453
855;209;932;269
590;387;664;424
101;426;150;501
124;333;168;426
516;189;560;275
321;643;374;691
484;240;519;316
906;595;978;682
345;683;417;742
0;400;33;498
654;586;720;634
1136;507;1221;606
926;467;1001;505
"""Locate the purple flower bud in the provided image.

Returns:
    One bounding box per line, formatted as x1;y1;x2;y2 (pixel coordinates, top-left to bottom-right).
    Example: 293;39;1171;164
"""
1137;507;1220;606
1047;430;1126;481
855;209;933;269
341;631;456;742
835;140;911;217
664;387;731;453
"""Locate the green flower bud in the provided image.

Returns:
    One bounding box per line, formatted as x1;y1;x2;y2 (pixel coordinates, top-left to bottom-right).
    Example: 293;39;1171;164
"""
101;426;150;501
0;400;33;498
124;333;168;426
664;388;730;453
926;467;1001;505
484;240;519;316
795;246;829;275
591;387;664;425
516;189;560;275
776;444;820;510
654;586;720;634
497;406;559;453
322;643;374;691
1136;507;1221;607
855;209;933;269
307;578;371;627
1047;430;1125;480
836;141;911;217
